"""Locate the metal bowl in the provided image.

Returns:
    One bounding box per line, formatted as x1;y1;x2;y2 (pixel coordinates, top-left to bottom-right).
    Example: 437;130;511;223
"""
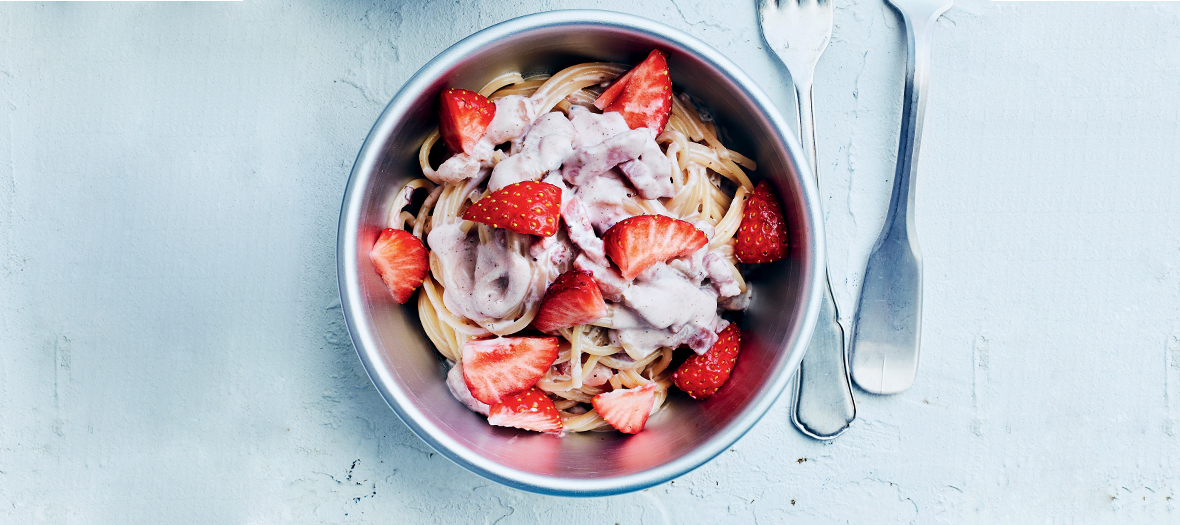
337;10;823;496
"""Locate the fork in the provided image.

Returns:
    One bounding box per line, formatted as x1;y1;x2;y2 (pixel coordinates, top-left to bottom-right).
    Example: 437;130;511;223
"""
758;0;856;439
847;0;953;394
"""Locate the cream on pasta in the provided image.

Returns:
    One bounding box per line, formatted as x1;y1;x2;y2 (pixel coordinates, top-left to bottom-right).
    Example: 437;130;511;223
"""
388;62;757;432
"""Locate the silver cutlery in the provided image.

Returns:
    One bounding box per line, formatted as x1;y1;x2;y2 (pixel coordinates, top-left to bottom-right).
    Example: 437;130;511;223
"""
758;0;856;439
848;0;953;394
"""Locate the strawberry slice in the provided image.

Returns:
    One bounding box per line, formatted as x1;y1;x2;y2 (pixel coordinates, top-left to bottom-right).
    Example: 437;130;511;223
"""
673;324;741;400
735;180;790;263
593;67;635;111
591;383;658;434
439;88;496;155
593;49;672;134
368;228;428;304
462;180;561;237
487;387;563;434
602;214;708;280
462;336;560;405
533;270;608;332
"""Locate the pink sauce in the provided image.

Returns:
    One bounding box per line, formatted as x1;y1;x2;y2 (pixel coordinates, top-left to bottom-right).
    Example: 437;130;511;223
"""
447;362;490;415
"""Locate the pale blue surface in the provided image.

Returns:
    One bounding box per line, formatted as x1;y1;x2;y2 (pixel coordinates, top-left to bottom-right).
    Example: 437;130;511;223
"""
2;1;1179;522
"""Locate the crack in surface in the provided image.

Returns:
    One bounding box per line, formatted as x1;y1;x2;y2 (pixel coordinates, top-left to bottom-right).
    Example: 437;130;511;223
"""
669;0;731;33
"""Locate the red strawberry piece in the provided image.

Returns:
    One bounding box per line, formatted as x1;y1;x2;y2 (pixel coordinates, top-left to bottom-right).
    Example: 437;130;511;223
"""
593;49;673;134
368;228;429;304
672;324;741;401
439;88;496;155
462;336;560;405
533;270;608;332
735;180;790;263
593;67;635;111
462;180;562;237
487;387;563;434
591;383;658;434
602;214;708;280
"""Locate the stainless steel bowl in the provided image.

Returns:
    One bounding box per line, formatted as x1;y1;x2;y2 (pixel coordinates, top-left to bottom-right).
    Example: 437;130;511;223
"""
337;10;824;496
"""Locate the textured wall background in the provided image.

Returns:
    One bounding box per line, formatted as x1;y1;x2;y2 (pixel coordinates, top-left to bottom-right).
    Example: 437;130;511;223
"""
1;0;1179;522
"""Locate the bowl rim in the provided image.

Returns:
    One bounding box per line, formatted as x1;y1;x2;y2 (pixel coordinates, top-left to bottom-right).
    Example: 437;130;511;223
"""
337;9;825;497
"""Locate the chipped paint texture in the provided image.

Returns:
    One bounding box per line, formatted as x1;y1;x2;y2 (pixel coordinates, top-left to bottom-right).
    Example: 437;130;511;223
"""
1;0;1179;522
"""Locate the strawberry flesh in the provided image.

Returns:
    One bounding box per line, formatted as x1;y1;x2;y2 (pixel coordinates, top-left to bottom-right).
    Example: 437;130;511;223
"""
533;270;607;332
439;88;496;155
602;214;708;280
462;336;559;405
593;68;635;111
594;49;673;134
673;324;741;400
735;180;789;263
368;228;429;304
462;180;562;237
592;383;658;434
487;387;563;434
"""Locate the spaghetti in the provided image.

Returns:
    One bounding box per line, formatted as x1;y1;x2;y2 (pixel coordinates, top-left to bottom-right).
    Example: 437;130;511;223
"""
388;61;756;432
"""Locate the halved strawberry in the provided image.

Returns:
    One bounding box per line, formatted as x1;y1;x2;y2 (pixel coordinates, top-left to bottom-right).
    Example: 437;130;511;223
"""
591;383;658;434
439;88;496;155
602;214;708;280
533;270;607;332
462;336;560;405
735;180;789;263
673;324;741;400
368;228;428;304
487;387;563;434
462;180;562;237
593;49;672;134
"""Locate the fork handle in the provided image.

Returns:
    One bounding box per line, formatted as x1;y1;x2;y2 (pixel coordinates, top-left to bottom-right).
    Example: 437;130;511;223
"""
794;81;819;187
790;82;856;439
793;277;856;438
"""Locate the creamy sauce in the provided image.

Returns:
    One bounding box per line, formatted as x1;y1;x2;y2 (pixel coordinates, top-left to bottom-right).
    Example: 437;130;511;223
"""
427;222;539;326
704;252;742;298
618;140;674;199
435;153;483;184
573;169;632;234
488;112;575;191
568;105;630;149
447;362;490;415
562;129;649;187
609;262;728;358
483;95;536;146
623;264;715;330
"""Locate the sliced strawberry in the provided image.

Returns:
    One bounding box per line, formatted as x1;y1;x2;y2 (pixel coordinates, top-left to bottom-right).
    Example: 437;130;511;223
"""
487;387;563;434
591;383;658;434
673;324;741;401
594;49;672;134
602;214;708;280
439;88;496;155
593;67;635;111
368;228;428;304
533;270;607;332
462;336;560;405
462;180;562;237
735;180;790;263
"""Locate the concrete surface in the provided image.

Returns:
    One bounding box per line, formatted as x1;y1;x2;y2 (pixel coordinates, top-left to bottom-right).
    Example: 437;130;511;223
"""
2;0;1179;523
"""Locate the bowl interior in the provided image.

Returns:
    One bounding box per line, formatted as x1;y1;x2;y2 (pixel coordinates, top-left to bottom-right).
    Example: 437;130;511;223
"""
340;11;820;496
